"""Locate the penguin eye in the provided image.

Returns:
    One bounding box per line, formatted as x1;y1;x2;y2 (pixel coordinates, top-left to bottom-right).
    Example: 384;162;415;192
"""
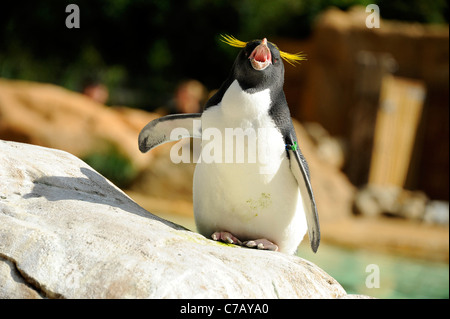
273;57;278;64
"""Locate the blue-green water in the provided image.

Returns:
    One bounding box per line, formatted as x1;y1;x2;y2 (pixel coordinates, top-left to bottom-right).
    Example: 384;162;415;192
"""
297;243;449;299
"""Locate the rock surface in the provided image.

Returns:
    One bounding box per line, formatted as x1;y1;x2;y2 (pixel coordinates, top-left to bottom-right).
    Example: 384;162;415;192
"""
0;140;348;299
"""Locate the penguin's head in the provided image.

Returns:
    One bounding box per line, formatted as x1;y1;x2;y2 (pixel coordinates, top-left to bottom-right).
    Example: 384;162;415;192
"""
232;38;284;91
221;35;305;92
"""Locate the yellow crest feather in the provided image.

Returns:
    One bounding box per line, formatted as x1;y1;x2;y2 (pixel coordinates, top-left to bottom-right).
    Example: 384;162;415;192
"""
220;34;306;66
220;34;247;48
279;50;307;66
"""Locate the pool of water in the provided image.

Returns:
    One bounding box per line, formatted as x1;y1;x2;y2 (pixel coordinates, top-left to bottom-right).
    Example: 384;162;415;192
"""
297;243;449;299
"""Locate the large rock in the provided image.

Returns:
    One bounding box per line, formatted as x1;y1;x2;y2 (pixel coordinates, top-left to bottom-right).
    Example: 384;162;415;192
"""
0;140;349;299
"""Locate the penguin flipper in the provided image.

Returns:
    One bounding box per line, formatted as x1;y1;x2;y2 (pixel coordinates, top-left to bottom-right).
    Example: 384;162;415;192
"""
287;137;320;253
138;113;202;153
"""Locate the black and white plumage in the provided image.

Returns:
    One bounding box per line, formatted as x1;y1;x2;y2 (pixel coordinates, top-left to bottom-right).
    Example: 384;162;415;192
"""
139;37;320;254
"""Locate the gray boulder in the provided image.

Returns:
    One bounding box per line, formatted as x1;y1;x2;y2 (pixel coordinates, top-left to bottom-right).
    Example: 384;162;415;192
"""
0;140;347;299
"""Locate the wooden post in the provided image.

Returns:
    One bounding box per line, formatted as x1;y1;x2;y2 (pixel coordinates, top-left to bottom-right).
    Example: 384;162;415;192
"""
369;75;426;188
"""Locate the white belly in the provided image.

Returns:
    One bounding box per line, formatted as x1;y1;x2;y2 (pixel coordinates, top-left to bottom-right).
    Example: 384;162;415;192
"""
193;80;307;254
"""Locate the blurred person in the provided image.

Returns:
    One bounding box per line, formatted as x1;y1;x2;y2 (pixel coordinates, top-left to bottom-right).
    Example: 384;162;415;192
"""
157;79;207;115
82;78;109;105
175;79;207;113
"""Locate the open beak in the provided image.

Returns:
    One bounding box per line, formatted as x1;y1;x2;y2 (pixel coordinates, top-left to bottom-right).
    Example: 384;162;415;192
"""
249;38;272;71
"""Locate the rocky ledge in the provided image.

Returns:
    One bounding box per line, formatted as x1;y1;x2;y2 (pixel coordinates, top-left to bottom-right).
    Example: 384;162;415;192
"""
0;140;360;298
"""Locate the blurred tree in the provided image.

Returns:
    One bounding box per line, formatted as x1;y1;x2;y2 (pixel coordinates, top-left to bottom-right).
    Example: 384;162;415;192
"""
0;0;447;109
378;0;449;23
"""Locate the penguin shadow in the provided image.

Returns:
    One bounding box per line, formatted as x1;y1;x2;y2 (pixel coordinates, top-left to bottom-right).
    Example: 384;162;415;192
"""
22;167;186;230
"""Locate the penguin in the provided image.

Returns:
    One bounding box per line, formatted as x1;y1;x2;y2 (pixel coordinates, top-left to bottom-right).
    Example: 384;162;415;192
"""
139;35;320;254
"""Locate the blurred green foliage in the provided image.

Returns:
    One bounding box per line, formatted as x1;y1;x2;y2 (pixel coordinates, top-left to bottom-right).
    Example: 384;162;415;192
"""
1;0;448;109
82;146;138;189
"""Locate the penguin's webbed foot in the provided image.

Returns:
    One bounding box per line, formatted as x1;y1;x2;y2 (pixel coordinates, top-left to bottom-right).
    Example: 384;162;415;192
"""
243;239;278;251
211;231;278;252
211;231;242;246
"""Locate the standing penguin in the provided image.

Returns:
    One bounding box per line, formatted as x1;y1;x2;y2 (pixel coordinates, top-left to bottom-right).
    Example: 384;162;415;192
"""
139;35;320;254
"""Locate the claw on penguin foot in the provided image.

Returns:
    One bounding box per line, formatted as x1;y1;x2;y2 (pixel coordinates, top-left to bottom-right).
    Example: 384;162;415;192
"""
243;239;278;251
211;231;242;246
